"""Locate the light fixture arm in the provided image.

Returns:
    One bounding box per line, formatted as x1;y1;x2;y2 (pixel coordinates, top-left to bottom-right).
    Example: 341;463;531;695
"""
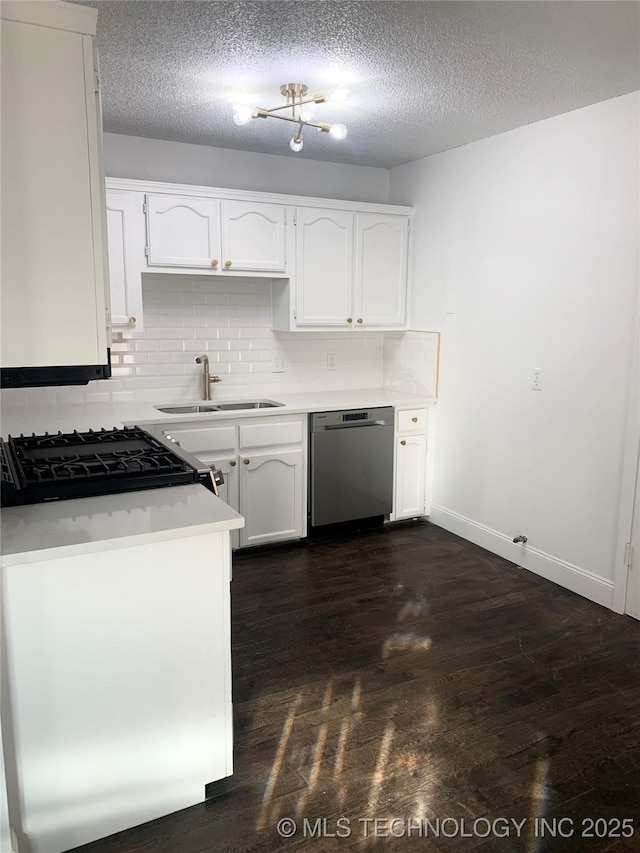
253;110;331;132
234;82;346;152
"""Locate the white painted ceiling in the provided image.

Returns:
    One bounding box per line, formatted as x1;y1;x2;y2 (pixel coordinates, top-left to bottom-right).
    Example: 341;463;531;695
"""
79;1;640;168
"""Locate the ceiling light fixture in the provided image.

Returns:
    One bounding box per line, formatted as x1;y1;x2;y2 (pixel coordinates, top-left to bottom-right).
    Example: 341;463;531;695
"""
232;83;349;154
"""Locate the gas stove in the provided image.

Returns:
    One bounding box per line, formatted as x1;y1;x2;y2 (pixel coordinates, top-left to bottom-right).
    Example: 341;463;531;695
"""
0;427;222;507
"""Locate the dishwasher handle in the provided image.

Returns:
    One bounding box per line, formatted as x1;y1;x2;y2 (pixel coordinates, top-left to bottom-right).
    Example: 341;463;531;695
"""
322;420;389;430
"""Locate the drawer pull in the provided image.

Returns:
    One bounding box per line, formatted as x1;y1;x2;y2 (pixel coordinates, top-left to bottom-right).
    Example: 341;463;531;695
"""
243;458;250;465
229;460;237;467
412;417;418;423
400;440;407;446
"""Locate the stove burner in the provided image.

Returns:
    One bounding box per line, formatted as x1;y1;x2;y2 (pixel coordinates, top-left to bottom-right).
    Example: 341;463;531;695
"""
1;427;208;506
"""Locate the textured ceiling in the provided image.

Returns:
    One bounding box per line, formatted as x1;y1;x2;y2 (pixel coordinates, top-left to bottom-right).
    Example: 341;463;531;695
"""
78;1;640;168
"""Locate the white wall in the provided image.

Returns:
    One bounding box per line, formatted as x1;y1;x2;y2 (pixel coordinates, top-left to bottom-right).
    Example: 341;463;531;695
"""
390;92;640;606
103;133;389;203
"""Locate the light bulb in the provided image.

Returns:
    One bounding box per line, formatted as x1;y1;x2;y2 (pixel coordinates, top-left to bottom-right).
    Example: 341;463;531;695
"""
232;104;253;126
290;135;304;152
299;103;315;122
330;86;350;104
329;123;348;141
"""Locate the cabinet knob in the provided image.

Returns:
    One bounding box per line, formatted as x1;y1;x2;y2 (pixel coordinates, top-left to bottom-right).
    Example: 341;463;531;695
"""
211;259;219;268
229;460;237;467
400;440;407;446
412;417;418;423
357;318;363;324
347;317;353;324
225;260;232;268
243;458;250;465
128;316;136;324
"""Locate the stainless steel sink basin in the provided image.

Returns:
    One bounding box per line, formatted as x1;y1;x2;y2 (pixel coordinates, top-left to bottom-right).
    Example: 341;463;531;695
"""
154;400;284;414
214;400;283;411
155;405;220;414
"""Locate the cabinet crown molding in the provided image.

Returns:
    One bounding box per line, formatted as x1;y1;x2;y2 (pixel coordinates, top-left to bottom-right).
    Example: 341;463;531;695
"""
105;177;414;218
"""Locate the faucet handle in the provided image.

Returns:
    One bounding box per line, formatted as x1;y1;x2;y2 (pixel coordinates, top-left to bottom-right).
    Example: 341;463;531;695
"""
211;375;222;383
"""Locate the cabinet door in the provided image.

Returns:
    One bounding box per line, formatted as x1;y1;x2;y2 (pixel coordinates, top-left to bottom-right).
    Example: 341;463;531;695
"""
199;455;241;551
394;435;426;519
239;449;305;547
355;214;408;327
106;190;144;330
146;193;221;268
221;201;286;272
295;208;354;326
1;10;109;369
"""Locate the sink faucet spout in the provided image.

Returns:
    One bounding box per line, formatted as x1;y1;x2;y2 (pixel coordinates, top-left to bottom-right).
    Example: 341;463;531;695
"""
195;355;221;400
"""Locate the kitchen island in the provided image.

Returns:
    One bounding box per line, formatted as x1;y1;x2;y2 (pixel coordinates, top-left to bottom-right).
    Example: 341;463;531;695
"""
1;485;243;853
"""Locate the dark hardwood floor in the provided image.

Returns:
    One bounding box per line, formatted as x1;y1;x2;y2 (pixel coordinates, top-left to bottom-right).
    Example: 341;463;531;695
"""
71;521;640;853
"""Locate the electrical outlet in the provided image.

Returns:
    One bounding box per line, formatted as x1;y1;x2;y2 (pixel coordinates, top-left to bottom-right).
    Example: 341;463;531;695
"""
532;368;543;391
327;353;337;370
271;355;285;373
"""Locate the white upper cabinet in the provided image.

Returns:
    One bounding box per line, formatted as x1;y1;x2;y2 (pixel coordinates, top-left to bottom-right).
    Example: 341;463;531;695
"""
106;190;144;330
355;214;409;327
146;194;221;268
1;1;110;372
295;208;355;326
221;201;286;272
145;193;287;274
286;209;409;330
105;178;413;333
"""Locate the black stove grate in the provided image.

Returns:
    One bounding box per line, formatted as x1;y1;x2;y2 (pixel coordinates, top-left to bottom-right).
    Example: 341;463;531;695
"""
1;427;203;506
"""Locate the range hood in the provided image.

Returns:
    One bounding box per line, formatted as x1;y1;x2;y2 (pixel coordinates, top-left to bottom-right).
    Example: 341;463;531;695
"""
1;350;112;388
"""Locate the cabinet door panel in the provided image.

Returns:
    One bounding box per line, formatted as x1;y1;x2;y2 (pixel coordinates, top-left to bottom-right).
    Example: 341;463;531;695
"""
394;435;426;519
356;214;408;327
146;194;221;268
239;450;304;547
1;18;108;368
106;191;143;330
295;208;354;326
199;454;241;551
221;201;286;272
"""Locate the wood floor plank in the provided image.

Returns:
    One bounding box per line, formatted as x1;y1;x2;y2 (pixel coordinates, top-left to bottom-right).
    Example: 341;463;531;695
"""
69;521;640;853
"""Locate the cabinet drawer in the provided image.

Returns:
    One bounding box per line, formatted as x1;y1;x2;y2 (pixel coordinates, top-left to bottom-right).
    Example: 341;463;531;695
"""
163;425;236;453
239;419;304;450
397;408;427;433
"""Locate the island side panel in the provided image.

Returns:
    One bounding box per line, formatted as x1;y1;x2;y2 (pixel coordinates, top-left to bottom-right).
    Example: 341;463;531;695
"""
1;531;232;853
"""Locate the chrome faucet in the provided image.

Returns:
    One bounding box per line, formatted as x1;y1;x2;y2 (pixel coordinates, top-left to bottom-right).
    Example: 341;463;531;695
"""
195;355;221;400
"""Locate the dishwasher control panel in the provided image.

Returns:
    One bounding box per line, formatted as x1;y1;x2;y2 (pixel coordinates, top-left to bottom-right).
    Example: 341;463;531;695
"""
310;407;393;431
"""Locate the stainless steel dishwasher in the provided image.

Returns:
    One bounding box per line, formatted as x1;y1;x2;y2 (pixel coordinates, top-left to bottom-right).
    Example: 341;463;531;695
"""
309;407;394;527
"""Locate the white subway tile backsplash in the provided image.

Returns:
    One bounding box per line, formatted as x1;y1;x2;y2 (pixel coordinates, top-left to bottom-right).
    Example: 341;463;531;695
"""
1;278;440;409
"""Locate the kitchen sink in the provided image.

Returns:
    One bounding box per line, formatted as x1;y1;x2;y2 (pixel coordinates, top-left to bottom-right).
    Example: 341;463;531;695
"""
155;400;284;414
155;405;220;414
214;401;283;410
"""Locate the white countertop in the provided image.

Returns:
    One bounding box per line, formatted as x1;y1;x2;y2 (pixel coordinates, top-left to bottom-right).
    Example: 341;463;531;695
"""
0;387;434;435
0;387;430;560
1;484;244;566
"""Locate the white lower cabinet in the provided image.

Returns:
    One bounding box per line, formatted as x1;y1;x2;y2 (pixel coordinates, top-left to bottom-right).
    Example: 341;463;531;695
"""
239;449;305;547
156;414;307;549
394;435;426;519
393;407;428;520
2;530;233;852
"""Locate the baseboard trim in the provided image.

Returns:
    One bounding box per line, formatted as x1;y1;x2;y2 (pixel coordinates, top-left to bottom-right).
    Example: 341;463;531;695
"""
429;505;614;610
